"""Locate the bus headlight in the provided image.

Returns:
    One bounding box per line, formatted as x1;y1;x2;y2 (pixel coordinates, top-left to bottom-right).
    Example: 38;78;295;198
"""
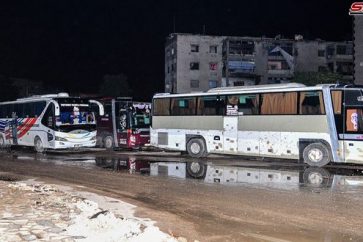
55;136;67;141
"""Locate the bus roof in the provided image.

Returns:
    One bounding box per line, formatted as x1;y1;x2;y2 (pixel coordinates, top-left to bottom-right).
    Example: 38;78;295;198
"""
153;83;339;98
0;93;74;105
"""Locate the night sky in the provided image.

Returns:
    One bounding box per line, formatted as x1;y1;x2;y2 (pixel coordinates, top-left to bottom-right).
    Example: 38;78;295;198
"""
0;1;354;100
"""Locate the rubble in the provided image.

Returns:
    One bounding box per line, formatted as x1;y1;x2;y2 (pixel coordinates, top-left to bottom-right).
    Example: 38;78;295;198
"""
0;181;180;242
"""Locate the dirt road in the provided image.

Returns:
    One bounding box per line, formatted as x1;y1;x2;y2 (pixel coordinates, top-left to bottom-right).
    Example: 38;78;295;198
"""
0;150;363;241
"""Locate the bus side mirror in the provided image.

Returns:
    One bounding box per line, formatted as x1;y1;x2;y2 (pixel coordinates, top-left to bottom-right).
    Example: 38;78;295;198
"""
90;100;104;116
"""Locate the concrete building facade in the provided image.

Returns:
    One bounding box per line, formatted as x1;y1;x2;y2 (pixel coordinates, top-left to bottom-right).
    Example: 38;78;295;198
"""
165;33;353;93
295;41;353;80
354;16;363;84
165;34;224;93
222;37;295;86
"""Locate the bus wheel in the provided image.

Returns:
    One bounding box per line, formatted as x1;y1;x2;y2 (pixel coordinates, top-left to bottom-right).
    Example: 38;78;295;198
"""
186;138;206;158
0;136;5;149
186;161;206;179
103;136;114;150
34;137;45;153
303;167;331;188
96;136;104;148
303;143;330;167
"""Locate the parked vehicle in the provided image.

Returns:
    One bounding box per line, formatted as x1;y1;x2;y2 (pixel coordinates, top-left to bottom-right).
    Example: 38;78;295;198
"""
0;93;104;152
96;97;151;149
150;83;363;167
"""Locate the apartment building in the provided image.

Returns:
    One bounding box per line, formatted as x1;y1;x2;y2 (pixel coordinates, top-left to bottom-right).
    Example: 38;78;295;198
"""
165;33;353;93
295;41;353;80
165;34;224;93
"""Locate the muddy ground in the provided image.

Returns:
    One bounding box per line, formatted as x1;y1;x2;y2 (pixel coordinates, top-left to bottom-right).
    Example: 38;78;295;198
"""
1;149;363;241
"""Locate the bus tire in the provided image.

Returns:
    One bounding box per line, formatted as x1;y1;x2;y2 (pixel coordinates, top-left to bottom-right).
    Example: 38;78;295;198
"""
302;143;330;167
303;167;331;188
186;138;206;158
103;136;114;150
34;137;45;153
186;161;207;179
0;135;6;149
96;136;104;148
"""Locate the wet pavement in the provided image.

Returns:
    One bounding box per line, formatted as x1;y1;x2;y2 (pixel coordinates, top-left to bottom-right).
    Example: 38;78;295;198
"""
1;148;363;241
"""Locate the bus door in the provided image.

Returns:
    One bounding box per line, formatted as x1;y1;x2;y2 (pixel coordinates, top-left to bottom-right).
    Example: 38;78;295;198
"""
223;116;238;153
115;101;129;147
11;112;18;145
342;107;363;163
339;90;363;163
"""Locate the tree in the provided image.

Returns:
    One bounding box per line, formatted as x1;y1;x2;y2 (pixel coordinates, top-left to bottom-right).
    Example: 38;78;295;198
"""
294;71;346;86
99;74;131;97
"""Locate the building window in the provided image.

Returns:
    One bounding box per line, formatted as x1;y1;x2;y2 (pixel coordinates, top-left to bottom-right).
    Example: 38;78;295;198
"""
190;80;199;88
241;41;254;55
209;62;218;71
337;45;353;55
191;44;199;52
327;63;334;72
326;46;335;57
318;50;325;57
208;80;218;88
234;81;244;86
210;45;218;53
318;66;327;72
336;62;353;75
190;62;199;70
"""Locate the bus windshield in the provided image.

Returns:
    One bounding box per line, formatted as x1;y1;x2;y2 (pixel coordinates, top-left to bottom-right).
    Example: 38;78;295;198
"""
131;112;151;129
55;99;96;127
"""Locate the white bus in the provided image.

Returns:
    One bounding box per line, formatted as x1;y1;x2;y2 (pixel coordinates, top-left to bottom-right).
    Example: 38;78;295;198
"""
0;93;104;152
150;83;363;167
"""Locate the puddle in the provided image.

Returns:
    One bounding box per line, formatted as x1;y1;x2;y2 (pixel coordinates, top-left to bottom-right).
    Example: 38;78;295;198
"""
92;157;363;193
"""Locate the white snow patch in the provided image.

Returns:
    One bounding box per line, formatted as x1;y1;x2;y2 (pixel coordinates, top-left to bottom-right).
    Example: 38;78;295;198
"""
64;199;177;242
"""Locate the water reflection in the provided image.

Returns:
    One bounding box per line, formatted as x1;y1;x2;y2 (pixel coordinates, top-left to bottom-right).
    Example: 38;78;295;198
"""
95;157;150;174
95;158;363;191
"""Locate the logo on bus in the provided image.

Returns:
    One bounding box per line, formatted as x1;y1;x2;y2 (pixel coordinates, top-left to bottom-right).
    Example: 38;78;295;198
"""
349;2;363;15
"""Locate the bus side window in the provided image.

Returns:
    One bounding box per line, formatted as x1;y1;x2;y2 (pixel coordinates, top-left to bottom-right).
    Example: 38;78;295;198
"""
153;98;170;116
226;95;239;115
41;103;55;128
197;96;218;115
104;104;112;118
238;94;259;115
0;105;4;118
171;97;196;115
261;92;297;115
299;91;325;115
217;96;226;115
34;102;46;118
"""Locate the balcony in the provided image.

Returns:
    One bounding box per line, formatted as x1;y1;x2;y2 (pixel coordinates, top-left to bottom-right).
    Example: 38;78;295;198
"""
267;69;293;75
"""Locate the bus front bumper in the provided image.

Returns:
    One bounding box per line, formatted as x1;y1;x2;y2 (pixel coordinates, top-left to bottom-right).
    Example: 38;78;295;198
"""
53;140;97;149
